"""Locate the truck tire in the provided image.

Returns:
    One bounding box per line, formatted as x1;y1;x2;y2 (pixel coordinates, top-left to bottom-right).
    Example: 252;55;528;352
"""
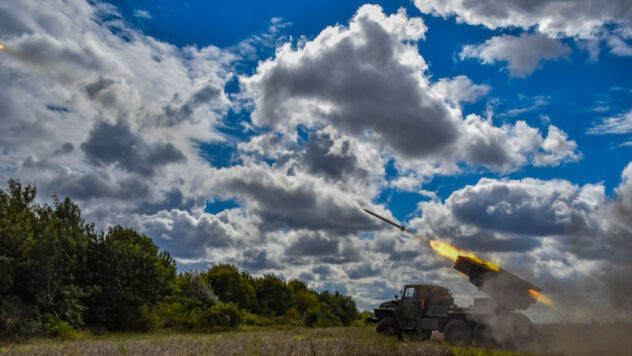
376;317;401;339
444;319;473;346
473;323;497;348
508;313;535;348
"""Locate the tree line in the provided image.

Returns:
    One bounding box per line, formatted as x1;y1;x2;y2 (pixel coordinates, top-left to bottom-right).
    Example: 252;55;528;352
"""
0;179;360;339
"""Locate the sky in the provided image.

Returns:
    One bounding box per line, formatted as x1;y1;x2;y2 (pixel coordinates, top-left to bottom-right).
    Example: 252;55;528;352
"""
1;0;631;322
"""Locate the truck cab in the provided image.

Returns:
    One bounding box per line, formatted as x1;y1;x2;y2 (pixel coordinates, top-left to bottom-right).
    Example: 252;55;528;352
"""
373;284;455;340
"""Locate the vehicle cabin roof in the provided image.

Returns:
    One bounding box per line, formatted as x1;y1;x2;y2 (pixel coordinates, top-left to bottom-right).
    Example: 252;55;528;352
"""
404;283;448;289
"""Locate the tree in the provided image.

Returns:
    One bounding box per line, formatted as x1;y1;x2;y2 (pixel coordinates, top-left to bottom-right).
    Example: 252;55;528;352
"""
85;226;176;330
254;273;292;316
202;264;254;310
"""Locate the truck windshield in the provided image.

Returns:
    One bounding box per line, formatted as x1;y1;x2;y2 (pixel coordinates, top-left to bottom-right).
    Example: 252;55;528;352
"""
403;287;415;299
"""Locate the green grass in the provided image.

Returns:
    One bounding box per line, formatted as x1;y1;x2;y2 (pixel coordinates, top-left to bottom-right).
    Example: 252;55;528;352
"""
0;326;540;356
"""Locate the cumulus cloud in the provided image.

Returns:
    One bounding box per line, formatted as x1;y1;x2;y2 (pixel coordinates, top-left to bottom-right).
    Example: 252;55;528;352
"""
130;208;256;259
460;115;580;172
242;5;462;159
0;0;233;218
414;0;632;40
242;5;580;179
460;33;571;77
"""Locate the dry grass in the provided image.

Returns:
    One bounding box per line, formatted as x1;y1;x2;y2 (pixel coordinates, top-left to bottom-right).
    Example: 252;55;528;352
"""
7;323;627;356
0;327;453;356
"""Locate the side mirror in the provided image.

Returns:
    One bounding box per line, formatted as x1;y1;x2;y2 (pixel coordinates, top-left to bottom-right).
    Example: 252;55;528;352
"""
394;294;399;300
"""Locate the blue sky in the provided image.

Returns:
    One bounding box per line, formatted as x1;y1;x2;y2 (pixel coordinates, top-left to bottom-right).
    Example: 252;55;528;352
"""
1;0;631;320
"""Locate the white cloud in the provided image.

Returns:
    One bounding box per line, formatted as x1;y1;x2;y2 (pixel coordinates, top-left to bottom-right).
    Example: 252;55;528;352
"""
431;75;491;106
133;9;151;19
414;0;632;40
460;115;580;172
242;5;580;179
587;109;632;134
0;0;234;218
460;33;571;77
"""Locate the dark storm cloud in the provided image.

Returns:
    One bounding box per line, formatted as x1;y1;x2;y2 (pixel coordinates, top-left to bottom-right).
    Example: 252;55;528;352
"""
247;5;459;159
81;120;185;176
286;233;340;256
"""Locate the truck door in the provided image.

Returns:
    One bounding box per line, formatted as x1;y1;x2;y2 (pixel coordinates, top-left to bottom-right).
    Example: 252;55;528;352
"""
399;287;421;329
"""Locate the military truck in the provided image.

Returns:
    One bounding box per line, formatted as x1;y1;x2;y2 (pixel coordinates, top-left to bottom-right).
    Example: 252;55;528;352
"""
363;209;539;347
370;257;537;347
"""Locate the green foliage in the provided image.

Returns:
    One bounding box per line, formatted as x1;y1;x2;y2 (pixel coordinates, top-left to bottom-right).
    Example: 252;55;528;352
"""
202;302;242;328
42;314;81;340
0;179;361;338
317;290;359;326
294;289;320;314
254;273;292;316
0;296;41;338
84;226;177;330
203;264;255;310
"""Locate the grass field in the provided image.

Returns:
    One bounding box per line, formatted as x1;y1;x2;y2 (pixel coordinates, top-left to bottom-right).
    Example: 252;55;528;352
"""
2;324;631;356
0;326;532;356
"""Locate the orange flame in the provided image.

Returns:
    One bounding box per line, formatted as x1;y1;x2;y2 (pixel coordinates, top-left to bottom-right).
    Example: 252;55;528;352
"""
429;239;500;271
0;44;5;50
529;289;553;306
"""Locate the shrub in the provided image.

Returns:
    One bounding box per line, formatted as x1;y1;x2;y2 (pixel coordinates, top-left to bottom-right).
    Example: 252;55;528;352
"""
203;302;241;328
43;314;81;340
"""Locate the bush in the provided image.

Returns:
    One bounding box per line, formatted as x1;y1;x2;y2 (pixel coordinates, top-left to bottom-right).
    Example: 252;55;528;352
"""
123;304;159;332
239;309;274;326
0;296;42;339
203;302;241;328
43;314;81;340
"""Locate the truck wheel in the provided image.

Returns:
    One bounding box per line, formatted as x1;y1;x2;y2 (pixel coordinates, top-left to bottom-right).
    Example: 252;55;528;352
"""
508;313;535;348
444;319;473;346
376;317;401;339
473;323;497;348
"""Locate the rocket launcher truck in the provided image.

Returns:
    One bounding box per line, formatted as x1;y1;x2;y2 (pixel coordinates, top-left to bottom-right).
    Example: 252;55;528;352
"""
364;209;540;347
